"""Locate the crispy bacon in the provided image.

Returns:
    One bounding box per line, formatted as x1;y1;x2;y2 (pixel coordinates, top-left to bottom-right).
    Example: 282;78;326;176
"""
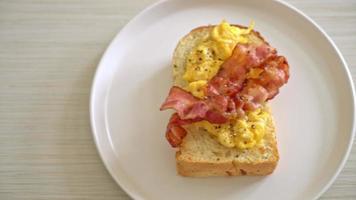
160;86;207;119
237;56;290;110
160;43;288;122
208;44;276;98
165;113;188;147
165;113;205;147
161;43;289;147
238;84;269;111
166;125;186;148
259;56;289;99
217;44;276;79
160;86;229;123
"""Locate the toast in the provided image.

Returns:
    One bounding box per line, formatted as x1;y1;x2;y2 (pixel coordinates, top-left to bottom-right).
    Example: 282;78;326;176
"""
172;25;279;177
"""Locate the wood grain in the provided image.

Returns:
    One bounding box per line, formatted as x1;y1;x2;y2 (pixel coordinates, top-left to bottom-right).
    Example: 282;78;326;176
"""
0;0;355;199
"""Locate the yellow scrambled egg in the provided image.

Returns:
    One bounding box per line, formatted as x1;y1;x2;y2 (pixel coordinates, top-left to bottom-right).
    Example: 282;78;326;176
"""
193;107;270;149
183;20;254;98
182;20;271;149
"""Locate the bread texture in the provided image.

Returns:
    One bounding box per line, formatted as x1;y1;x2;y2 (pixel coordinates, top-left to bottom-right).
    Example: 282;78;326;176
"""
172;25;279;177
176;105;279;177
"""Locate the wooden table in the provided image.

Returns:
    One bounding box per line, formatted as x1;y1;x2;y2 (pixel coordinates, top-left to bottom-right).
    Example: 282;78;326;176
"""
0;0;355;199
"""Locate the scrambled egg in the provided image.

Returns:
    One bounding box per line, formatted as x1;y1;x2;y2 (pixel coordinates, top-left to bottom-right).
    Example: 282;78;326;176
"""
192;107;271;149
182;20;270;149
183;20;254;98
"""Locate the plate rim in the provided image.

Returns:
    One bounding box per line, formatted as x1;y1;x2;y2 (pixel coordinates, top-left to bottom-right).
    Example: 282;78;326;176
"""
274;1;356;199
89;0;356;199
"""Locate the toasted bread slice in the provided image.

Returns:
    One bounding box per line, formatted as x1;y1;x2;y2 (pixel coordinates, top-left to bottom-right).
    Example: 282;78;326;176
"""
176;105;279;177
172;25;279;177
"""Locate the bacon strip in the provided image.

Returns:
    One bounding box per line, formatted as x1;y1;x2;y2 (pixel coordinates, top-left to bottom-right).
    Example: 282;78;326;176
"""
160;86;228;123
208;44;276;98
160;86;207;119
165;114;187;147
165;113;204;147
237;56;289;110
161;43;289;147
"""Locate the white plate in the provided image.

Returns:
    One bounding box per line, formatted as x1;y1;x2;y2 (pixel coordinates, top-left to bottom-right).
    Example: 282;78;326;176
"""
90;0;355;199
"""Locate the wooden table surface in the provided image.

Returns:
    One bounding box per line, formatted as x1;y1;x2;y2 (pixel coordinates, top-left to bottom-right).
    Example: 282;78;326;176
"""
0;0;355;199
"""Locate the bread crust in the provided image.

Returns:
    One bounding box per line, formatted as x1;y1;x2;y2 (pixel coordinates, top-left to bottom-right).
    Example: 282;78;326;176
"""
176;154;278;177
176;134;279;177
